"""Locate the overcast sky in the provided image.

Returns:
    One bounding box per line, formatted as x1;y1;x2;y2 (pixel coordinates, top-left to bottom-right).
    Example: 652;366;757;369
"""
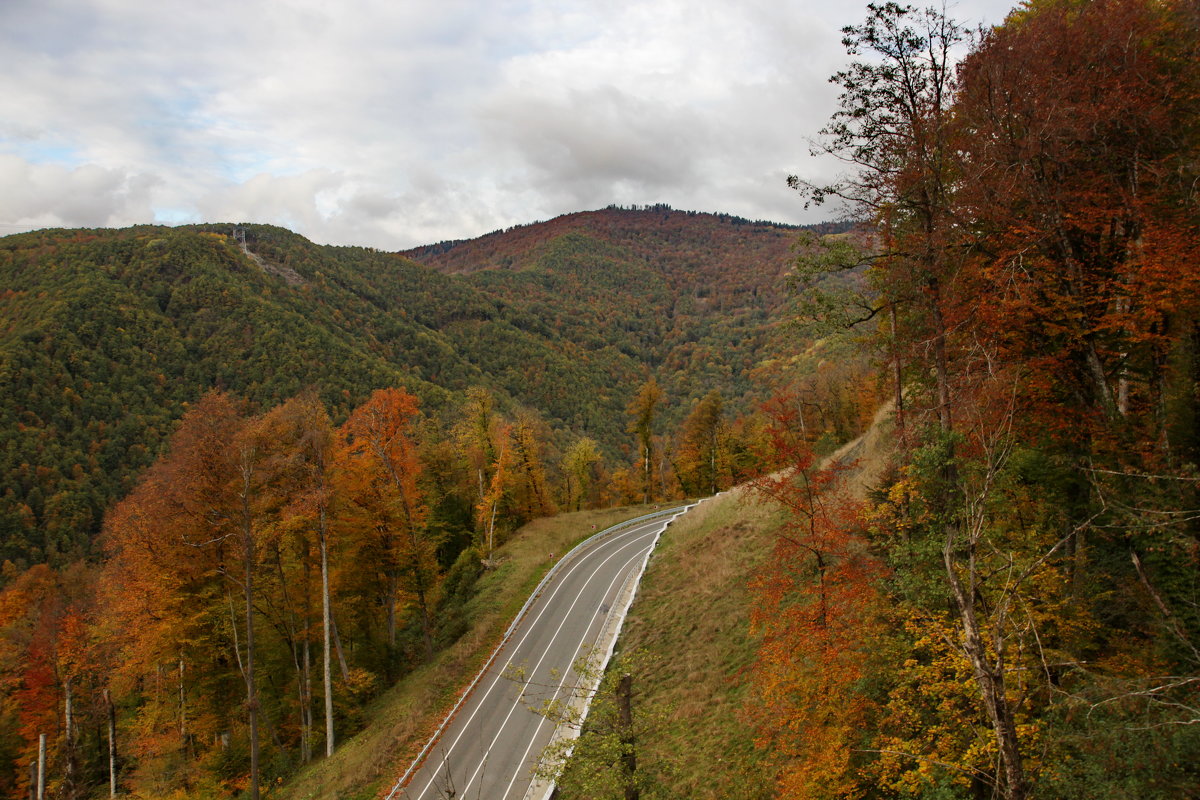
1;0;1017;250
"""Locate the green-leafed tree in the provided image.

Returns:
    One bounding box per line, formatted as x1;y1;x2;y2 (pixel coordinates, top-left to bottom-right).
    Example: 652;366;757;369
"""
673;391;728;497
626;379;663;504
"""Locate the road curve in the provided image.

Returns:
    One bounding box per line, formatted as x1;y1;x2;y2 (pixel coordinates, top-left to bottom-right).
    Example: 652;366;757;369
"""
388;508;692;800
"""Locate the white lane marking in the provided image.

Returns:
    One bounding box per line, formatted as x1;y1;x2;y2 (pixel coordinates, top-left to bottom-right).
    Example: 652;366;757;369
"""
499;545;653;799
417;530;657;800
477;543;656;800
407;522;663;800
526;507;693;800
389;512;686;798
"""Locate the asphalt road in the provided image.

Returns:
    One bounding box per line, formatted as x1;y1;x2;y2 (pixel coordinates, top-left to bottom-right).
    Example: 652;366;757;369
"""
389;510;689;800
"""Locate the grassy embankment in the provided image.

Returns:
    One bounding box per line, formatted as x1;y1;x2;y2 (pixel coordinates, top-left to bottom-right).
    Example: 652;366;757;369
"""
556;408;895;798
282;503;671;800
606;486;783;799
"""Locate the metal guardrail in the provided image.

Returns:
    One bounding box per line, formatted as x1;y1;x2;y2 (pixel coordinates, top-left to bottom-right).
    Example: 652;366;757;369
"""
383;505;691;799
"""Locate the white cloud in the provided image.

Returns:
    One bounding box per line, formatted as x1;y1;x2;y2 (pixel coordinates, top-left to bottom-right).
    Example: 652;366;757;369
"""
0;154;159;229
0;0;1020;248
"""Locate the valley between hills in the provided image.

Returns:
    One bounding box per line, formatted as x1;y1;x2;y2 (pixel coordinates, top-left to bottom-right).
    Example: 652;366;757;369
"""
3;1;1200;798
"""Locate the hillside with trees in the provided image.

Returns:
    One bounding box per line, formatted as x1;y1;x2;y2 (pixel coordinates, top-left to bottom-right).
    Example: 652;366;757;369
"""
403;205;846;433
4;0;1195;797
0;210;826;571
0;207;867;797
721;1;1200;799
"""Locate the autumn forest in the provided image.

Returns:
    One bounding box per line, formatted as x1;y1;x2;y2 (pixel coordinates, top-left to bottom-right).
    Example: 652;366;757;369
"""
2;0;1200;798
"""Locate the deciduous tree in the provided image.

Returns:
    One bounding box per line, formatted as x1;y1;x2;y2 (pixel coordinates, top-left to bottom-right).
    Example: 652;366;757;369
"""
750;396;882;798
337;388;439;663
626;380;662;504
562;437;602;511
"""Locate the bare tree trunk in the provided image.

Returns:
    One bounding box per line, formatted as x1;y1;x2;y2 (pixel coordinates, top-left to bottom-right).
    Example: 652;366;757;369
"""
64;678;72;744
890;302;905;446
407;547;435;663
179;656;187;752
1116;293;1131;416
380;452;435;662
37;733;45;800
643;442;652;504
64;677;76;796
929;274;1027;799
928;278;953;435
245;547;260;800
486;499;499;561
297;652;310;764
943;505;1029;800
239;455;261;800
386;571;398;651
617;674;638;800
320;514;335;758
104;689;117;797
331;615;350;683
1084;342;1117;417
658;451;671;500
303;638;313;762
301;550;313;765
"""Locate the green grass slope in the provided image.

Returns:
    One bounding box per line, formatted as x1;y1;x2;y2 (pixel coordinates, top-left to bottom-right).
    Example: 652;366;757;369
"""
547;487;780;799
553;409;896;798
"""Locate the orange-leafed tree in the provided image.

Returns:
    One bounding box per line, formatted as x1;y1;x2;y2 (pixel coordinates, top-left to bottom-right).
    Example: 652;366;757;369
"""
336;388;440;665
673;390;728;497
509;409;556;520
475;422;514;564
101;390;268;799
561;436;602;512
0;563;100;799
459;387;500;513
456;387;521;559
253;391;338;762
749;393;883;798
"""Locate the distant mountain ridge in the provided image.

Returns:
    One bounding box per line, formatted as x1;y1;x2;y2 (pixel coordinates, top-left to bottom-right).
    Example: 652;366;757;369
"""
402;204;843;278
0;207;826;567
403;205;811;268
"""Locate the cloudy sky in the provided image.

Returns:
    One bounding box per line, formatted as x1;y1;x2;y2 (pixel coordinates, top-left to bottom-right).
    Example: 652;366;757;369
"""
1;0;1016;250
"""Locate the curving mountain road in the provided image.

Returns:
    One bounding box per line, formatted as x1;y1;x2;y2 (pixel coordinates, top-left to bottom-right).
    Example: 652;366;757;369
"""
387;507;694;800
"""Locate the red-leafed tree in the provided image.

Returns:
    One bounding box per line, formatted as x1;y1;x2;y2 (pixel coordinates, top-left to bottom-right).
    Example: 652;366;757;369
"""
953;0;1200;435
787;2;1200;797
749;393;883;798
0;562;101;800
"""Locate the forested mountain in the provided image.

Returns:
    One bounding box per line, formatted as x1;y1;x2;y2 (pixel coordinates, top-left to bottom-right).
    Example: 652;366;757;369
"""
0;209;818;567
403;206;839;429
4;0;1198;798
0;208;842;799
